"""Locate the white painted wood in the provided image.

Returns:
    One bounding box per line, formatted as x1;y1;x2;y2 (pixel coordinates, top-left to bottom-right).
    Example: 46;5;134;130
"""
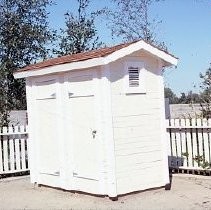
123;61;146;94
106;40;178;66
14;40;178;79
208;119;211;164
166;119;172;165
20;139;26;170
93;70;105;195
64;69;102;194
167;117;211;170
33;76;60;176
63;74;75;190
171;119;177;161
14;45;178;196
69;72;98;179
158;72;170;185
191;118;197;168
3;127;9;172
56;75;67;189
0;125;29;174
186;119;193;167
101;64;117;197
166;122;211;129
20;126;26;170
26;78;37;183
110;56;168;194
0;128;3;172
8;127;15;172
116;161;164;178
0;131;28;136
174;119;181;160
180;118;188;167
197;118;204;163
35;80;56;100
14;126;21;171
0;169;29;175
203;119;210;165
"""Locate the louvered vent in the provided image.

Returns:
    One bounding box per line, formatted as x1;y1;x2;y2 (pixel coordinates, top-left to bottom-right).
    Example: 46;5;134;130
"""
128;66;139;87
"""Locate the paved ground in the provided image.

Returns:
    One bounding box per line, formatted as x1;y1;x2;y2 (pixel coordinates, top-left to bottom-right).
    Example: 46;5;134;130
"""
0;174;211;210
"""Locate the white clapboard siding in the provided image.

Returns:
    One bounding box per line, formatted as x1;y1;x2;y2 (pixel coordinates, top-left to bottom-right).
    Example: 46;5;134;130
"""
0;125;29;174
166;118;211;171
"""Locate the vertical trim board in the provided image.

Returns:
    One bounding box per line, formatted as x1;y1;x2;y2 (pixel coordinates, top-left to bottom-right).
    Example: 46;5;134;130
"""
101;64;117;197
158;60;170;185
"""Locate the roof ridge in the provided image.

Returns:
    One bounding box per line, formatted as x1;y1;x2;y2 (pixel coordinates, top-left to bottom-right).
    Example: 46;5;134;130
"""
17;40;140;72
16;39;177;73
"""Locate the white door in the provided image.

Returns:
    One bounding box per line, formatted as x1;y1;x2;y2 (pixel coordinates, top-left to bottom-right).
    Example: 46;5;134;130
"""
34;77;60;176
66;70;99;181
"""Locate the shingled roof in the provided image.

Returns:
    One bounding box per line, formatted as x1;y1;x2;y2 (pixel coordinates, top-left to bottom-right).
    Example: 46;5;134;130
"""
14;40;178;78
18;41;137;72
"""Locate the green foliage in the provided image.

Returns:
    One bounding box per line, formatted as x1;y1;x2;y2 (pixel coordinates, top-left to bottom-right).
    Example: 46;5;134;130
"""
107;0;167;50
165;87;201;105
0;0;55;125
178;91;201;104
56;0;103;56
182;152;189;158
182;153;211;170
164;87;179;104
199;66;211;118
193;155;211;169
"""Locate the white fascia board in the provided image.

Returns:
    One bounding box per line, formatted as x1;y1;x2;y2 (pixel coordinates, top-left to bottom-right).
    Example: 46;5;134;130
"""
14;57;106;79
14;40;178;79
140;41;178;66
104;40;178;66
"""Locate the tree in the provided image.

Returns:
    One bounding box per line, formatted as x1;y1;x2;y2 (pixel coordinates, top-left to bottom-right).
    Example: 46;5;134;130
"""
56;0;103;56
177;91;201;104
165;87;202;105
107;0;167;50
164;87;179;104
198;66;211;118
0;0;55;126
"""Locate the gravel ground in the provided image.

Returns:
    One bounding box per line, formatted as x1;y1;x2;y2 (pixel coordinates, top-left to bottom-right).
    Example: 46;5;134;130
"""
0;174;211;210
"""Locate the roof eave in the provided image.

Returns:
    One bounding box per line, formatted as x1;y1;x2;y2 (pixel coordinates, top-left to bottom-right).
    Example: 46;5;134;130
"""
14;40;178;79
104;40;178;66
14;57;106;79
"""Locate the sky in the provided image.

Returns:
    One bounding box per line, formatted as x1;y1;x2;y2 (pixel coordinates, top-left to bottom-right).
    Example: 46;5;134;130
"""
48;0;211;96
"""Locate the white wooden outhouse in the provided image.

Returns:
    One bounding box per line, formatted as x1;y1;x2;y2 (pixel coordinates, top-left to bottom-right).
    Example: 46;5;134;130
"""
14;40;178;198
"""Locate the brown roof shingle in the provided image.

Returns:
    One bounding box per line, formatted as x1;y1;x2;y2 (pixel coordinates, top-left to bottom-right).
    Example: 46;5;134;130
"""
17;40;177;73
18;41;137;72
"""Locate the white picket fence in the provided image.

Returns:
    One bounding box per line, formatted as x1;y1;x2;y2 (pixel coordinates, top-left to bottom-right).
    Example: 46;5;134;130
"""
0;125;29;174
1;120;211;176
166;118;211;171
